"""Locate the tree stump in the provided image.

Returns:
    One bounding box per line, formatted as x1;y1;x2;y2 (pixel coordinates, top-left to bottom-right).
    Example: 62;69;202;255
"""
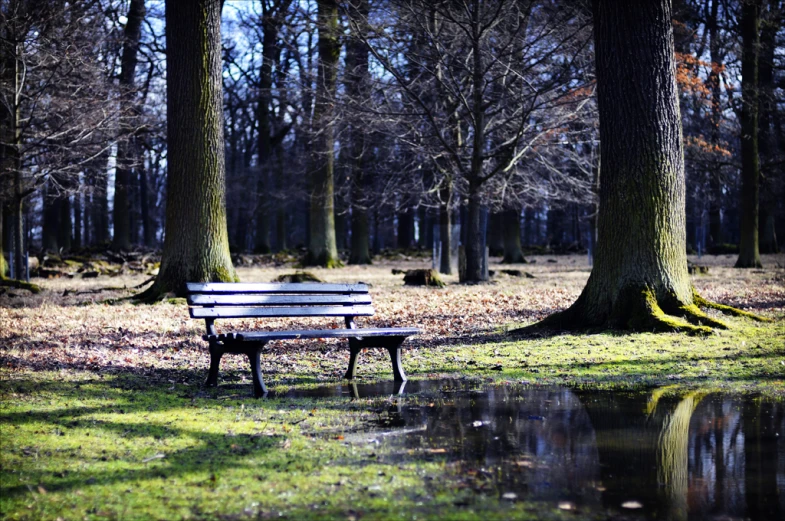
403;269;445;288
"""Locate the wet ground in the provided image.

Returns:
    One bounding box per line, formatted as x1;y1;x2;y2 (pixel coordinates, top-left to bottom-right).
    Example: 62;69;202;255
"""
283;379;785;520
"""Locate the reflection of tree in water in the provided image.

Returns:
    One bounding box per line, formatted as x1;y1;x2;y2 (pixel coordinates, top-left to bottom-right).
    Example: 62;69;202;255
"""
582;391;785;521
743;397;784;520
386;386;602;506
348;381;784;519
578;389;702;520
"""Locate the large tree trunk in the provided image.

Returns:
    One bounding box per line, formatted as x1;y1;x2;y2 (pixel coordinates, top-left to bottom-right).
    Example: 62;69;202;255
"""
757;0;778;254
112;0;145;251
524;0;760;334
502;208;525;263
138;0;236;299
254;3;285;254
304;0;340;267
707;0;723;248
347;0;371;265
735;0;763;267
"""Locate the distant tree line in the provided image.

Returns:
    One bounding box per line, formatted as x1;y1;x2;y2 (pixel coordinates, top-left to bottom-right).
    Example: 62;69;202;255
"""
2;0;783;284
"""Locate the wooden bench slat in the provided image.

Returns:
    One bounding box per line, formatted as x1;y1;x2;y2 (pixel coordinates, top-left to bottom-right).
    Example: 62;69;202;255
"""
190;305;375;319
203;327;423;342
188;294;373;306
187;282;368;294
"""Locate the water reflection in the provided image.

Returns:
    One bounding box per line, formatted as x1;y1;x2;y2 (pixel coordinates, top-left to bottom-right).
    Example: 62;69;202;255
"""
289;381;785;520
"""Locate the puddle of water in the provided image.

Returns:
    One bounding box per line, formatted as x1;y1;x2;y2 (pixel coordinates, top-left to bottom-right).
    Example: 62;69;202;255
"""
285;380;785;520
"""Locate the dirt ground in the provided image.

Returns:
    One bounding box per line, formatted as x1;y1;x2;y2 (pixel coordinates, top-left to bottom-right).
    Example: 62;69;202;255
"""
1;253;783;381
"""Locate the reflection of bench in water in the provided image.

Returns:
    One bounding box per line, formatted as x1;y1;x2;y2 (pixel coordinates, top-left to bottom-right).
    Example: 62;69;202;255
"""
186;282;421;397
349;380;407;399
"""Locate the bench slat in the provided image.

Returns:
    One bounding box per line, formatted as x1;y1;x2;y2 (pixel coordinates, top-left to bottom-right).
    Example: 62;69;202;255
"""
190;305;375;319
187;282;368;294
188;294;372;306
203;327;423;342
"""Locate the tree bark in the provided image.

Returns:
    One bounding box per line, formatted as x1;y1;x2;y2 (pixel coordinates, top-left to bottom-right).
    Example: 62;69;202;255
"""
112;0;145;251
487;211;503;256
439;178;453;275
707;0;724;248
137;0;236;299
73;190;82;249
397;209;414;249
254;2;285;254
304;0;340;267
90;150;110;245
41;183;59;252
502;208;525;263
757;0;778;254
735;0;763;267
347;0;372;265
0;206;7;278
521;0;760;334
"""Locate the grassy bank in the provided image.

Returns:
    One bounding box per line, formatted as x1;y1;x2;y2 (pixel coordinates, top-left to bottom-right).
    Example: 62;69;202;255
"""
1;254;783;520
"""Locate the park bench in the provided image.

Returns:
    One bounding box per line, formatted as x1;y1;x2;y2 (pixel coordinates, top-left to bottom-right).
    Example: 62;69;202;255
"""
186;282;422;397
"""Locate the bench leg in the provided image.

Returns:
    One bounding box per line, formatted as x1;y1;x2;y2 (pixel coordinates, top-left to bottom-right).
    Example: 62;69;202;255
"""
344;343;362;380
387;345;407;382
205;343;223;387
247;348;267;398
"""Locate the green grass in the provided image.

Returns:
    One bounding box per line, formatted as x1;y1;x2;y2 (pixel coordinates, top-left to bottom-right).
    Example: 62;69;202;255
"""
2;316;783;520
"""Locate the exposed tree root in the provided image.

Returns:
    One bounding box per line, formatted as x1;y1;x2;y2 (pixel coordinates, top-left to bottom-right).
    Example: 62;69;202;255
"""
625;288;713;336
0;278;42;294
132;283;175;304
691;289;770;322
511;285;768;337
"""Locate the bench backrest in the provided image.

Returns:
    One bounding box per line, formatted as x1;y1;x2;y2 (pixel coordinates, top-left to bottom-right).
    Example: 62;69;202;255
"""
186;282;374;320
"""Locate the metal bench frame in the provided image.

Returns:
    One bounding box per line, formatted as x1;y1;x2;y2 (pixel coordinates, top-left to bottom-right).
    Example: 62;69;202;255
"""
187;282;421;397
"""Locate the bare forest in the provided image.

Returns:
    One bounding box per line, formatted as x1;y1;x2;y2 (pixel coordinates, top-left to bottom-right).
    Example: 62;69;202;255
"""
2;0;782;286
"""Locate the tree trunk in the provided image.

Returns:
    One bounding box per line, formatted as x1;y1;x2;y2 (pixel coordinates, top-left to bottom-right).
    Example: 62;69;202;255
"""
13;170;23;280
42;184;60;252
487;211;502;256
91;150;110;245
397;209;414;249
304;0;340;267
526;0;754;334
140;167;153;247
439;179;452;275
254;3;283;255
735;0;763;267
707;0;723;248
502;208;525;263
73;190;82;249
347;0;372;265
0;206;6;278
138;0;236;299
58;194;71;251
112;0;145;251
757;0;778;254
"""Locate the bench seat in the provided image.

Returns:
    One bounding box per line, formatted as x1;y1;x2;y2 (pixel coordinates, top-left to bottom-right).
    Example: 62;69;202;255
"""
187;282;422;397
204;327;422;342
